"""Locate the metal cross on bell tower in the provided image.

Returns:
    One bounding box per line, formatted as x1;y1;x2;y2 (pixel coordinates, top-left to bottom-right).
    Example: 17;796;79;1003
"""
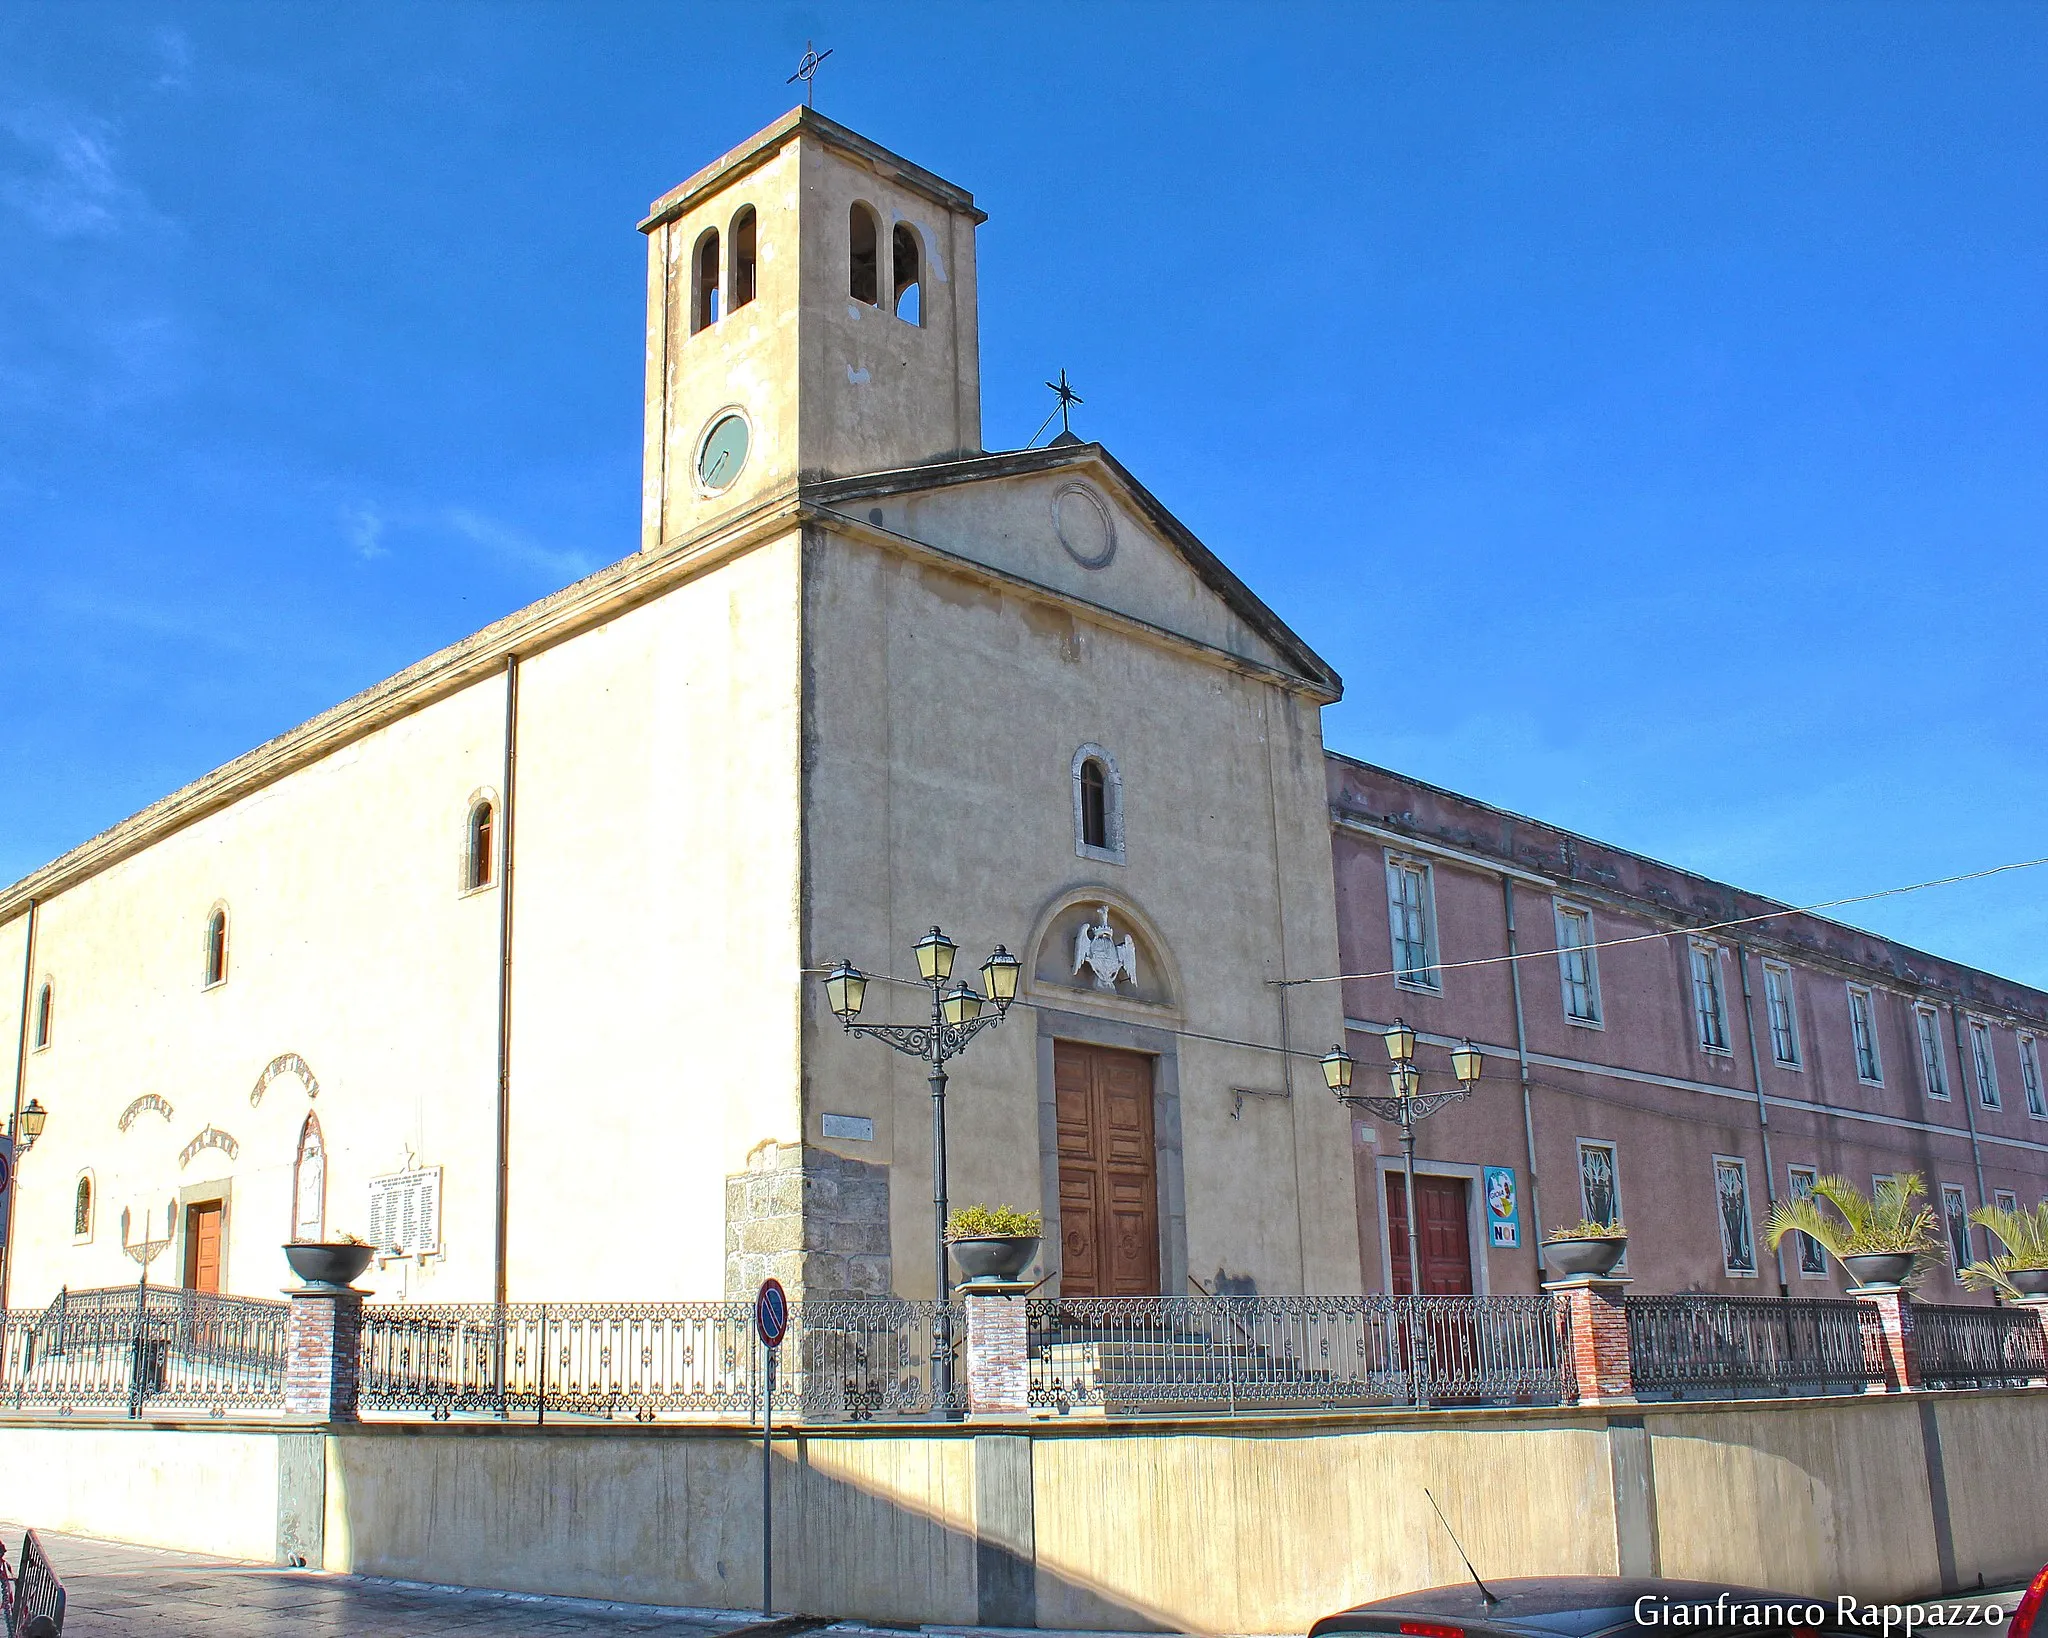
787;40;833;108
1046;369;1083;437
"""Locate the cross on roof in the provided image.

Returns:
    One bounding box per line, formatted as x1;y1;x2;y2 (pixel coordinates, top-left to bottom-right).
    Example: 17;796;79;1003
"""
787;40;833;108
1046;369;1083;438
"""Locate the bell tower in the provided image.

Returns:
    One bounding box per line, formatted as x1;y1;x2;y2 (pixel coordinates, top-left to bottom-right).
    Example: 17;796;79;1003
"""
637;108;987;553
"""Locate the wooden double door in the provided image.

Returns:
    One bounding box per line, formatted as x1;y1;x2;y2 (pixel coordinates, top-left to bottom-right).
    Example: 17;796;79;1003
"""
1384;1172;1475;1296
184;1200;224;1293
1054;1041;1160;1296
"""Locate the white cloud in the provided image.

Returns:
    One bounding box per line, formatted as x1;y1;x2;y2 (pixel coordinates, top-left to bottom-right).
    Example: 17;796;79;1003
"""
442;507;598;583
0;104;139;240
341;502;390;561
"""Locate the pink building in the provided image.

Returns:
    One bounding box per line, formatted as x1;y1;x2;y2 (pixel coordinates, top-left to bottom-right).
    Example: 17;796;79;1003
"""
1327;753;2048;1302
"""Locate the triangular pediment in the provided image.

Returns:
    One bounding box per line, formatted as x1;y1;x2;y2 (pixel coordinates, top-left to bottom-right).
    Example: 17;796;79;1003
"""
806;445;1341;700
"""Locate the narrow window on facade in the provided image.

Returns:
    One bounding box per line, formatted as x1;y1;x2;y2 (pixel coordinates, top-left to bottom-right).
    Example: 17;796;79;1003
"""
1714;1157;1758;1277
32;981;52;1050
1786;1166;1828;1277
1387;859;1440;992
891;222;921;324
1690;942;1729;1052
1940;1182;1971;1271
691;228;720;333
1916;1006;1949;1100
848;204;880;305
1577;1142;1623;1270
729;207;757;311
1554;904;1600;1024
203;907;228;989
293;1115;327;1244
1847;986;1883;1084
1070;745;1124;862
2020;1034;2046;1120
1968;1019;2001;1109
1762;962;1800;1066
466;800;496;891
74;1172;94;1242
1995;1187;2020;1215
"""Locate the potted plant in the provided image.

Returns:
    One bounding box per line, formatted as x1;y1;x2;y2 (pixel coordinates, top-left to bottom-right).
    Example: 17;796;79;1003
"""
284;1231;376;1291
1961;1201;2048;1300
945;1205;1043;1286
1541;1219;1628;1279
1764;1172;1942;1289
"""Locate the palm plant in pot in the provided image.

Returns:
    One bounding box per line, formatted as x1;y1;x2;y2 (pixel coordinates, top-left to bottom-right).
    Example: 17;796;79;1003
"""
1763;1172;1942;1289
1541;1218;1628;1279
945;1205;1042;1286
1960;1201;2048;1300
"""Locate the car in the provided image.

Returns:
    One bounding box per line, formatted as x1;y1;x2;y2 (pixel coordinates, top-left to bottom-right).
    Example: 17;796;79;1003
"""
1309;1574;2036;1638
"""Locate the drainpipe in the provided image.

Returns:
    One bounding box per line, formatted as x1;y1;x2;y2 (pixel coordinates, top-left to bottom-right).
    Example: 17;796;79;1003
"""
493;656;520;1309
1946;1001;1991;1263
1;899;39;1326
1735;945;1788;1295
1500;878;1544;1286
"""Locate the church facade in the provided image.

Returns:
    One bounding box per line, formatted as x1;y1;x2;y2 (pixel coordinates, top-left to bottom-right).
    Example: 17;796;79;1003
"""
4;110;2043;1317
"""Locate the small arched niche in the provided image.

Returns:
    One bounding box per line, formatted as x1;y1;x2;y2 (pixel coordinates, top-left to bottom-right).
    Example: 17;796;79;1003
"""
1028;893;1178;1011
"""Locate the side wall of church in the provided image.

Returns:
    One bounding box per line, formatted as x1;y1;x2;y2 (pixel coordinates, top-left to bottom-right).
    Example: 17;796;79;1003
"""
2;530;808;1309
797;521;1361;1301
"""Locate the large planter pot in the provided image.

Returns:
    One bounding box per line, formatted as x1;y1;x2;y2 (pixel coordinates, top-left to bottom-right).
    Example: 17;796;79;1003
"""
1842;1252;1918;1288
2007;1266;2048;1297
1542;1236;1627;1280
949;1235;1041;1286
285;1241;375;1291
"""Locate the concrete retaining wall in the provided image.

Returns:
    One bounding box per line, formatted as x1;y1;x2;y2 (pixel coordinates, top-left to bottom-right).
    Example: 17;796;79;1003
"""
4;1390;2045;1633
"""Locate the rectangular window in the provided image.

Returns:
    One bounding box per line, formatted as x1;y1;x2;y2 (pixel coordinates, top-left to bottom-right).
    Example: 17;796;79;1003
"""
1578;1140;1622;1229
1968;1020;2001;1109
1915;1007;1949;1100
1713;1156;1758;1277
2020;1035;2046;1120
1762;963;1800;1066
1786;1166;1828;1278
1994;1188;2020;1215
1848;986;1883;1084
1554;903;1601;1024
1940;1183;1971;1272
1386;858;1440;992
1690;943;1729;1052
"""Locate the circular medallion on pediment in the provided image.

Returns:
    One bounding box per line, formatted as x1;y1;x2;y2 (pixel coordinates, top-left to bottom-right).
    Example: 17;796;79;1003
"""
1052;482;1116;569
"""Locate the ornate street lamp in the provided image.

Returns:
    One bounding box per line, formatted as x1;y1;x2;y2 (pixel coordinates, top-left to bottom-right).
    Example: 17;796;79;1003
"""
823;929;1021;1408
14;1098;47;1153
1322;1022;1483;1300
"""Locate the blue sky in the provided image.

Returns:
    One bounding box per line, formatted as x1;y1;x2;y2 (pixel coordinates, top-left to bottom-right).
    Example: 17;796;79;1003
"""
3;4;2044;983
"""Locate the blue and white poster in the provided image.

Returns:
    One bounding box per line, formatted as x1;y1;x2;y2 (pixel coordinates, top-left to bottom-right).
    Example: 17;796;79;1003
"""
1484;1165;1520;1249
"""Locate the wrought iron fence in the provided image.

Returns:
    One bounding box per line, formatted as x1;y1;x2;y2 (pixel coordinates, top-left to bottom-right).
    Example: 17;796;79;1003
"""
1026;1294;1574;1413
1914;1301;2048;1389
1622;1294;1884;1399
1;1284;289;1418
1;1527;68;1636
357;1298;964;1421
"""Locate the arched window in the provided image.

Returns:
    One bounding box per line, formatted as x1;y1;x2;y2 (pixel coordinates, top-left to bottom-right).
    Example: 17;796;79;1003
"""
730;206;757;311
891;222;922;325
1071;745;1125;863
848;203;879;305
203;907;229;988
691;228;720;334
293;1115;327;1244
466;799;496;891
32;981;52;1050
74;1172;94;1242
1080;760;1108;849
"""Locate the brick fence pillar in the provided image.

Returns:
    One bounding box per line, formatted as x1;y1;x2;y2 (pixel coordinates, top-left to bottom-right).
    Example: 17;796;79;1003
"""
1544;1275;1635;1405
285;1288;364;1422
963;1291;1031;1418
1853;1284;1921;1392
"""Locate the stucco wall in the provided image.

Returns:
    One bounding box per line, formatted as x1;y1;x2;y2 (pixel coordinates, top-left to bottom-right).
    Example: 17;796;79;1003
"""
4;1389;2044;1632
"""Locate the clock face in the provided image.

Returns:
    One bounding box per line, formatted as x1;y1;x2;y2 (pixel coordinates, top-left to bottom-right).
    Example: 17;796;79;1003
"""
698;413;750;491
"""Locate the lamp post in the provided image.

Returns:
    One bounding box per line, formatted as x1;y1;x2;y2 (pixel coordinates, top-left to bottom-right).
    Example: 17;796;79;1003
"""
823;929;1021;1408
1321;1024;1482;1299
12;1099;46;1154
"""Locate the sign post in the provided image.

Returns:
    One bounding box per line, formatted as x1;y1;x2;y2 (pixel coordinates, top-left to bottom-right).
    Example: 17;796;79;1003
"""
754;1276;788;1617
